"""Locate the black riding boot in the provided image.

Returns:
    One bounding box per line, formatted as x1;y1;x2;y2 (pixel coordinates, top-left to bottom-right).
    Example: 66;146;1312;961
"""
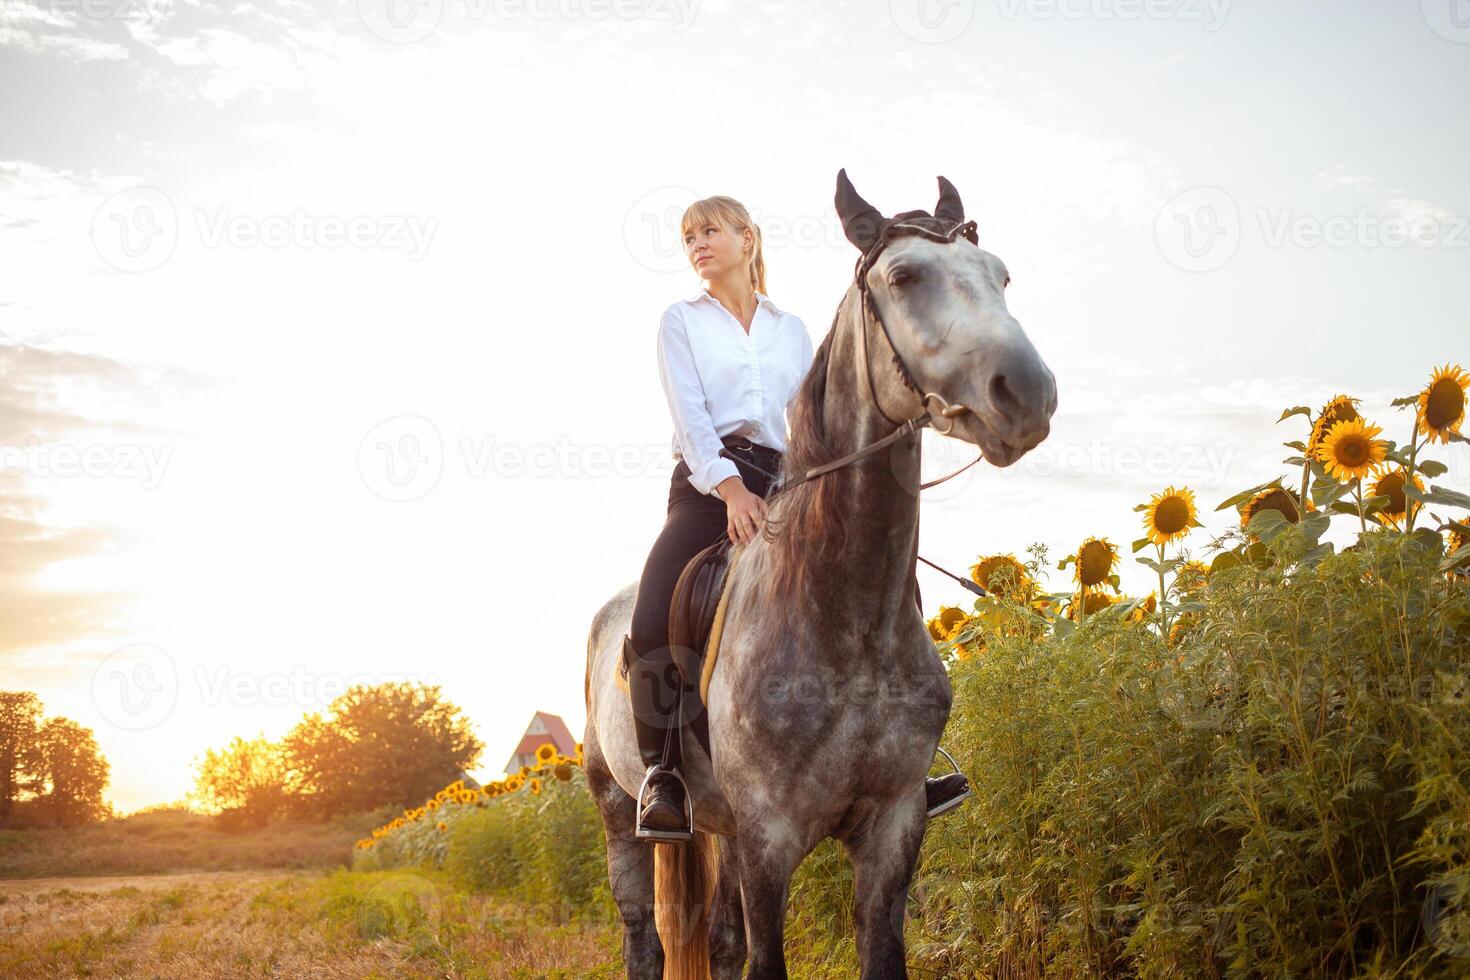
623;634;692;841
925;771;971;818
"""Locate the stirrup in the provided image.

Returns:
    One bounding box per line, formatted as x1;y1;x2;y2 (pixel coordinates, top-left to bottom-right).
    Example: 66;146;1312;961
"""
635;764;695;842
926;746;972;820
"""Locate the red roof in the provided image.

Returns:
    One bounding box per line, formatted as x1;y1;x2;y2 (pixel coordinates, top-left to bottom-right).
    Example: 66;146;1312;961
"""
503;711;578;772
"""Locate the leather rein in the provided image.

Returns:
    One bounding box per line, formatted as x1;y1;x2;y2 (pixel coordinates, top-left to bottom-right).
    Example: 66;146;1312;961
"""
718;216;989;597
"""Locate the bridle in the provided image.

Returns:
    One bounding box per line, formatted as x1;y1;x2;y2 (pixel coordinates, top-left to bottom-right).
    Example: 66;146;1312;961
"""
721;216;985;496
717;214;991;597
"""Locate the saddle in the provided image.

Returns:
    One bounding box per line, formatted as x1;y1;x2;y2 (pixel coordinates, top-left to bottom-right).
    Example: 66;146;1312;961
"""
617;536;742;758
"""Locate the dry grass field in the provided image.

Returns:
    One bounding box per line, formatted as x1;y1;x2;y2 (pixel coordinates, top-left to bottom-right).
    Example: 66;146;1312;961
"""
0;867;621;979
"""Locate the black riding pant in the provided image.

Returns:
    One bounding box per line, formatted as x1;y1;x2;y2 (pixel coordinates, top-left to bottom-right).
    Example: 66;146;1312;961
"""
630;435;782;663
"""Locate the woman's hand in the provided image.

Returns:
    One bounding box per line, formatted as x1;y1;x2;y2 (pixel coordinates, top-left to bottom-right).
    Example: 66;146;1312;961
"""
716;477;769;545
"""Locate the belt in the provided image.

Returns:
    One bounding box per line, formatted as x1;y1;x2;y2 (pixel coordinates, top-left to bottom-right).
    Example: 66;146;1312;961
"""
720;434;781;456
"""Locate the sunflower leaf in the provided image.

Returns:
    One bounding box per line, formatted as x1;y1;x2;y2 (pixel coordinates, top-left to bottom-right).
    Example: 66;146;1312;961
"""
1311;475;1352;509
1247;509;1290;543
1329;501;1361;517
1430;485;1470;509
1282;456;1306;466
1132;537;1152;553
1301;512;1332;545
1361;494;1391;516
1137;557;1165;573
1440;544;1470;572
1277;406;1311;423
1391;394;1419;408
1418;460;1449;479
1282;440;1306;451
1210;551;1244;575
1298;542;1336;568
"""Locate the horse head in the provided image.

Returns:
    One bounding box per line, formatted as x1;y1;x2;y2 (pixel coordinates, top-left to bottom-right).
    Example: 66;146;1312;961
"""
835;168;1057;467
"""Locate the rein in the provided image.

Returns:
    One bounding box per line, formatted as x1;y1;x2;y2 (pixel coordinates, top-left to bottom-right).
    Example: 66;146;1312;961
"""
717;215;989;598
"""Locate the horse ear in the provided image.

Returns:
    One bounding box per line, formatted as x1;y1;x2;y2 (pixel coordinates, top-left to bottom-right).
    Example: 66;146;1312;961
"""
934;175;965;225
835;168;884;252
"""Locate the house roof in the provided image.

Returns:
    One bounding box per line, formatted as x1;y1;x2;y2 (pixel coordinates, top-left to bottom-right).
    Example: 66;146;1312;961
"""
502;711;578;773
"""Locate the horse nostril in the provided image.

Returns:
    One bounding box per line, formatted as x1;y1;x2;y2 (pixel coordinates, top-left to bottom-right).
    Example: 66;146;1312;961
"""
988;373;1023;419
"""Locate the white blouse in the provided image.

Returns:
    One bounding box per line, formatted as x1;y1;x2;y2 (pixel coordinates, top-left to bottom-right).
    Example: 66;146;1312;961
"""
656;288;815;497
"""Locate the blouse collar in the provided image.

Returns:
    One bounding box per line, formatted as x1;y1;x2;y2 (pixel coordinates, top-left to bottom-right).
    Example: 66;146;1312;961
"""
688;287;783;317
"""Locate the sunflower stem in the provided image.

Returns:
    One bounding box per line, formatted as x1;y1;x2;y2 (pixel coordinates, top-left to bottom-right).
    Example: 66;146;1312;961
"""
1355;479;1366;535
1405;412;1421;533
1156;543;1170;638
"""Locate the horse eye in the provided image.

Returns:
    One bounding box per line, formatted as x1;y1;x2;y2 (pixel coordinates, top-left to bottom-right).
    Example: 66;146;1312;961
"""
889;269;916;288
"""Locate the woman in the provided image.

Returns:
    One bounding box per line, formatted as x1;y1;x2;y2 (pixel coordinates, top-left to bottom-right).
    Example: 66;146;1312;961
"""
624;195;970;840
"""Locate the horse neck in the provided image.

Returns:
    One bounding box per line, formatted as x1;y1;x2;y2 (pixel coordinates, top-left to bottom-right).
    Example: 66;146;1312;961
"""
813;289;923;630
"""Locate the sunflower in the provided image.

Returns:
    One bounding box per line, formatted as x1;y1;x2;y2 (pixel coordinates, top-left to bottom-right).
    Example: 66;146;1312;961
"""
425;799;440;811
458;789;477;804
436;821;448;832
1068;591;1117;620
1123;593;1158;624
1369;467;1423;528
535;743;557;764
1074;537;1120;590
553;763;573;782
926;604;968;643
1174;560;1211;595
1168;613;1198;649
1416;363;1469;444
1241;485;1310;529
1447;521;1469;572
969;554;1033;601
528;778;543;795
1143;486;1199;546
1315;419;1387;482
1307;394;1361;455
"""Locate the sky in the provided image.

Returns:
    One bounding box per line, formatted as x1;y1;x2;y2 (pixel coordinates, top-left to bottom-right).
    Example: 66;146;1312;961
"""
2;0;1467;813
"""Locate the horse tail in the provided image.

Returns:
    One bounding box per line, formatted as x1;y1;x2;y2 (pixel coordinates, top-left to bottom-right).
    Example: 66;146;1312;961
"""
654;832;718;980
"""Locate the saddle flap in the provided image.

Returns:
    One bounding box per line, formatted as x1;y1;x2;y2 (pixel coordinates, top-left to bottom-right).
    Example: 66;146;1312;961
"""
668;537;734;685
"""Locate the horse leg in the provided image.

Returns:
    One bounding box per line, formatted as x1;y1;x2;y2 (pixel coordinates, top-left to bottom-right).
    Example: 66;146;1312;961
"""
585;748;663;979
733;823;806;980
708;833;746;980
845;796;926;980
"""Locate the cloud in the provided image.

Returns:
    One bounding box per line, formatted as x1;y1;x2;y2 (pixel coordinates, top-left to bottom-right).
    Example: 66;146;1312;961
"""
1311;163;1376;192
0;338;203;659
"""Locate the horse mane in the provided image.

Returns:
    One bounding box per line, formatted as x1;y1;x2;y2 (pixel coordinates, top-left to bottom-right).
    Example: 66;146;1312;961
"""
762;303;851;601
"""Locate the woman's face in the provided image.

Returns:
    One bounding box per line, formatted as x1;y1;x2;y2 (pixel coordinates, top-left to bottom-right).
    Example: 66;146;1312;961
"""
683;216;751;283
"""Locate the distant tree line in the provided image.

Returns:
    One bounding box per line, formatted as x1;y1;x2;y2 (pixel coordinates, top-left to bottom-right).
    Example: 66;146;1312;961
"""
0;692;111;828
191;681;483;827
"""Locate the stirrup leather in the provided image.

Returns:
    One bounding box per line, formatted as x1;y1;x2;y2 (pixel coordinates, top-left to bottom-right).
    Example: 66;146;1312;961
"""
635;764;695;842
927;746;973;820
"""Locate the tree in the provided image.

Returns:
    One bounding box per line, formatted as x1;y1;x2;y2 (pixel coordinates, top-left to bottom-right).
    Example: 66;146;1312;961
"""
0;692;43;826
30;717;111;827
283;682;483;815
191;734;290;826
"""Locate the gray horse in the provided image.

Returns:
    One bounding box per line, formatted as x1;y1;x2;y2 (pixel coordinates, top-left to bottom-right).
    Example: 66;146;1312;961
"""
584;170;1056;980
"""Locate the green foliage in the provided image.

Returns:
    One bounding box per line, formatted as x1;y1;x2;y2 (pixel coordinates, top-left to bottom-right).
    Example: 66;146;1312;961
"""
886;529;1470;977
357;770;612;922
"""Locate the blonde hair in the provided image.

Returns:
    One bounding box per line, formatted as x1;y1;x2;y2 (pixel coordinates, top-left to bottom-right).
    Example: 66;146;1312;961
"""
679;195;767;296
